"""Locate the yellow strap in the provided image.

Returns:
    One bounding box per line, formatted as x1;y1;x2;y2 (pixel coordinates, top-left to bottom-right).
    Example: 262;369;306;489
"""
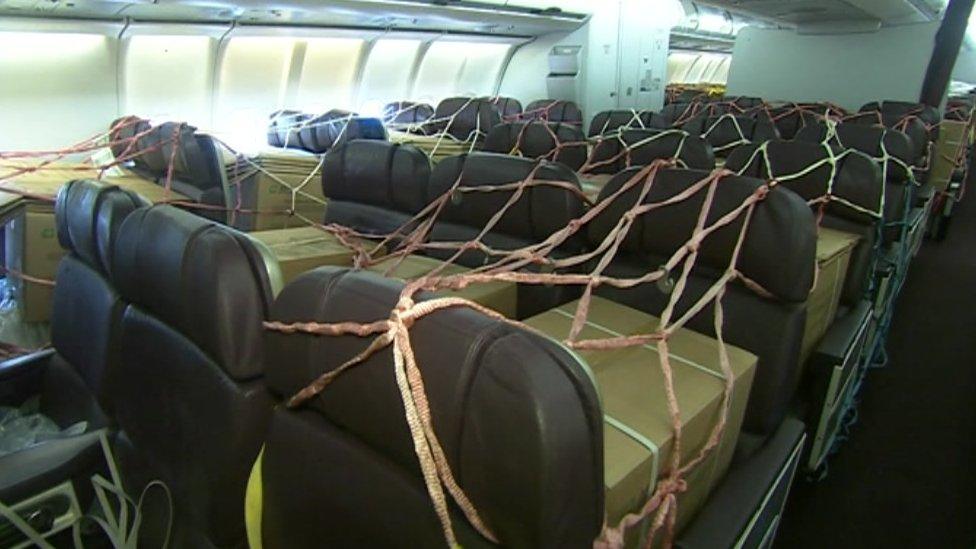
245;446;265;549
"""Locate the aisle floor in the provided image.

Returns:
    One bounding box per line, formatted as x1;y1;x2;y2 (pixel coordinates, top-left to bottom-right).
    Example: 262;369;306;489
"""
775;194;976;548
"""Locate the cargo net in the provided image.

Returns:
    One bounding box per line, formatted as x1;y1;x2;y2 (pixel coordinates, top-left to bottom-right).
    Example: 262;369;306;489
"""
0;107;920;547
261;150;879;547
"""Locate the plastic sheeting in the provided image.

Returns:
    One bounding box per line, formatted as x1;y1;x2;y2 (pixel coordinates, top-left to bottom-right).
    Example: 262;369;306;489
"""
0;397;86;457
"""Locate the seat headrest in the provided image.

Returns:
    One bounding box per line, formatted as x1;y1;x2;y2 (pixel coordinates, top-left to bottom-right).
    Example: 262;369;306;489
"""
383;102;435;126
111;205;272;380
133;124;168;174
267;110;312;149
620;129;715;170
482;121;587;171
588;167;817;303
681;114;779;155
322;140;431;214
297;111;387;154
429;153;587;246
55;179;148;275
767;106;827;140
433;98;502;141
109;116;151;162
861;100;940;128
846;112;929;165
481;96;523;118
174;131;224;191
587;110;668;137
523;100;583;125
794;122;914;183
659;102;700;126
264;267;603;545
726;140;883;226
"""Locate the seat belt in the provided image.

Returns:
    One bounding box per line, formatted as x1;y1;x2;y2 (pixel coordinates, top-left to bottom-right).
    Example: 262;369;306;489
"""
245;446;266;549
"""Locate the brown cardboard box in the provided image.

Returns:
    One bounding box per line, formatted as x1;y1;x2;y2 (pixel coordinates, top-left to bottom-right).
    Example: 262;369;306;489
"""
224;151;327;232
388;131;470;164
250;226;377;285
580;173;614;202
928;119;970;193
524;297;757;536
0;159;188;204
800;228;860;364
366;254;518;318
5;203;61;322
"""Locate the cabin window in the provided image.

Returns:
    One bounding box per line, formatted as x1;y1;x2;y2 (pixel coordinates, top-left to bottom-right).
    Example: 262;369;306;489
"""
123;35;214;128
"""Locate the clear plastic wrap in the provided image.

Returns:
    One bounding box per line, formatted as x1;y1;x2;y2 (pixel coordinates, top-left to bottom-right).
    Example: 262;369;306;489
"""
0;397;87;457
0;277;50;352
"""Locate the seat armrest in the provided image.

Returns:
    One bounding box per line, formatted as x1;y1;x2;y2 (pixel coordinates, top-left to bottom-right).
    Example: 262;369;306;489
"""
675;418;806;549
0;430;107;504
810;301;872;370
0;350;56;407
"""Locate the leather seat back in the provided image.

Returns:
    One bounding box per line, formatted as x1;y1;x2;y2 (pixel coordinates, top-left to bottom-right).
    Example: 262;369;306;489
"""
52;180;146;401
109;116;151;162
321;140;432;237
427;152;588;261
861;100;940;142
681;114;779;156
847;110;930;166
432;98;502;141
588;129;715;174
133;123;168;174
426;153;589;317
258;268;603;547
482;121;587;171
587;110;669;137
523;100;583;126
726;140;883;305
383;101;435;127
795;122;914;243
108;205;275;546
588;168;816;438
267;110;312;149
298;110;387;154
767;104;834;140
659;102;701;127
481;96;523;119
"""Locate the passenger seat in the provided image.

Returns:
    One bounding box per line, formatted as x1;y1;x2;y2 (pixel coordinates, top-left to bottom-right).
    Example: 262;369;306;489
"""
106;205;276;547
249;267;603;547
0;180;144;519
482;121;587;171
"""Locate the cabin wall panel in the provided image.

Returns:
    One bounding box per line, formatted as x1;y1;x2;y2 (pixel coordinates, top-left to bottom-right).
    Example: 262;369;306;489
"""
0;31;117;152
123;35;215;128
726;23;939;109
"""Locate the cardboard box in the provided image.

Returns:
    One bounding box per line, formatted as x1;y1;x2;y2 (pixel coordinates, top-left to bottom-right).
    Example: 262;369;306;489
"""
524;297;757;535
224;151;328;232
250;226;377;285
0;159;188;205
366;254;517;318
801;228;860;364
928;119;970;193
388;131;471;164
5;203;61;323
579;173;614;202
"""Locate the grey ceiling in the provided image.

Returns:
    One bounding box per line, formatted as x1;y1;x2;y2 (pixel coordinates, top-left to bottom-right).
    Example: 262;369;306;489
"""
0;0;587;36
696;0;947;27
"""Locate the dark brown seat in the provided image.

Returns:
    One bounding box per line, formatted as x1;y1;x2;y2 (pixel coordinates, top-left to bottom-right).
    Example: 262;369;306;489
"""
482;121;587;171
107;205;276;546
253;267;603;547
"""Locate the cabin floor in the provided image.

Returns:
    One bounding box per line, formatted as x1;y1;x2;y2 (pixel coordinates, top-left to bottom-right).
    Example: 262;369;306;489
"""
776;194;976;548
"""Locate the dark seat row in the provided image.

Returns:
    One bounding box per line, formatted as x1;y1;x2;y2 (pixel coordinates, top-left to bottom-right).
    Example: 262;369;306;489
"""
267;109;387;153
